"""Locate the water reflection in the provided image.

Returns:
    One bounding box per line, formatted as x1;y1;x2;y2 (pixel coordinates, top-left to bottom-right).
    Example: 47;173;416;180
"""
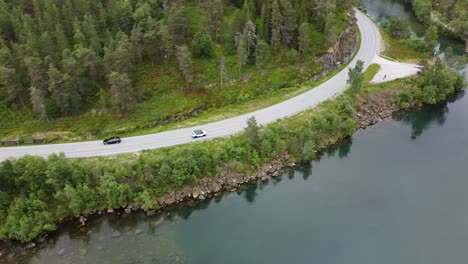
243;183;258;203
298;164;312;180
325;137;353;159
400;104;448;140
392;92;466;140
287;169;295;180
173;199;212;220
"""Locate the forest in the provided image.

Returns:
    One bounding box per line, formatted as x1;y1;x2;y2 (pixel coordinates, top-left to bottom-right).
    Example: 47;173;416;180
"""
0;0;353;129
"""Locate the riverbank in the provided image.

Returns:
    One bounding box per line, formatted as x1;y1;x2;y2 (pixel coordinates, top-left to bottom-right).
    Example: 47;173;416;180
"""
1;58;463;246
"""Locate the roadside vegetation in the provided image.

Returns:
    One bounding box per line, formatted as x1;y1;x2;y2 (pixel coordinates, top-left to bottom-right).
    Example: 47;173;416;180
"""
0;57;464;243
362;63;381;83
0;0;355;143
379;17;431;62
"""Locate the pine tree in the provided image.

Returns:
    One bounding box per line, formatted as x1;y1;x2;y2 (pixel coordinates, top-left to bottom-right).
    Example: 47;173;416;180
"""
54;24;69;53
255;39;270;69
158;22;174;69
270;0;282;49
25;56;48;97
175;45;193;89
259;2;271;41
348;60;364;94
167;4;189;45
298;22;311;58
245;116;260;149
279;0;297;46
108;71;136;113
104;32;135;75
30;86;47;120
82;14;101;55
48;63;71;115
237;32;248;77
424;25;439;52
208;0;224;42
131;26;145;64
243;21;257;58
0;45;25;105
219;56;227;88
143;16;160;66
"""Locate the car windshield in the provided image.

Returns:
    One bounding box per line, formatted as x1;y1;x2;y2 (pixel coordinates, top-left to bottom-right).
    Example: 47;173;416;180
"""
194;130;203;134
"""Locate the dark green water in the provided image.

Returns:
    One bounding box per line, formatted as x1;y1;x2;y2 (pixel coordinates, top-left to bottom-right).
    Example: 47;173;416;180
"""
1;1;468;263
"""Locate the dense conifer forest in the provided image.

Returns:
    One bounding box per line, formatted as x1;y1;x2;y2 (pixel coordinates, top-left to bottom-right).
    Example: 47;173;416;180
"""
0;0;353;123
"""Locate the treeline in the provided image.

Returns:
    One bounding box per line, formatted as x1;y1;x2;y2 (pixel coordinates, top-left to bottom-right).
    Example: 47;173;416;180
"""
0;0;354;119
395;58;466;108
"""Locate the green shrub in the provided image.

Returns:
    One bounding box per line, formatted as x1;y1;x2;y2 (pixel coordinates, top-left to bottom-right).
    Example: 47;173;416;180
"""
382;17;412;39
191;32;214;58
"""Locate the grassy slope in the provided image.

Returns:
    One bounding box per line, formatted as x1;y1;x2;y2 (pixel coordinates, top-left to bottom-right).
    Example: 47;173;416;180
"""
380;30;424;63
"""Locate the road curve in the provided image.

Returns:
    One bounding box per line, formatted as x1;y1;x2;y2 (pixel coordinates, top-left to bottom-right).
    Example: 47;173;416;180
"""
0;9;380;161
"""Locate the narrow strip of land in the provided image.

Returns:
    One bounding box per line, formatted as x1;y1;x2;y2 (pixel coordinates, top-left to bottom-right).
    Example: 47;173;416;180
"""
0;9;380;161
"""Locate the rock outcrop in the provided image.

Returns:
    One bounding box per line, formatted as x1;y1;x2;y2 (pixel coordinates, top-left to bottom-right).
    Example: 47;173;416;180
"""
312;11;358;80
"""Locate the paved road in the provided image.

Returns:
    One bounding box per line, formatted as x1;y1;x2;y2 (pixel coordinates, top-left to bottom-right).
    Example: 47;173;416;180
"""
0;9;380;161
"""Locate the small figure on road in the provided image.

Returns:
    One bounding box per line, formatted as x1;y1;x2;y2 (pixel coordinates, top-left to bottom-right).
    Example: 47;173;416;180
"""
383;74;386;80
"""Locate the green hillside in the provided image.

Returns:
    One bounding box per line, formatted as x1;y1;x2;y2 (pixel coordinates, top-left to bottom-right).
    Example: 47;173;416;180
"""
0;0;354;143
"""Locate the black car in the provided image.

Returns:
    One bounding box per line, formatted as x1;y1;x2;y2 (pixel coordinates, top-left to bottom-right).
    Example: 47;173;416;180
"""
103;137;121;145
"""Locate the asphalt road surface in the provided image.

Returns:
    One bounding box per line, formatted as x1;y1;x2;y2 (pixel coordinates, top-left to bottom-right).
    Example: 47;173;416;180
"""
0;9;380;161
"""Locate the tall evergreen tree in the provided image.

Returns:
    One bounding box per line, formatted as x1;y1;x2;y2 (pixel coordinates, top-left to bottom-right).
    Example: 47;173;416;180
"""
279;0;297;46
108;71;136;113
175;45;193;89
207;0;224;42
30;85;47;120
237;32;248;77
255;39;270;69
167;3;189;45
219;56;227;88
298;22;311;58
158;22;174;69
0;45;25;105
270;0;282;49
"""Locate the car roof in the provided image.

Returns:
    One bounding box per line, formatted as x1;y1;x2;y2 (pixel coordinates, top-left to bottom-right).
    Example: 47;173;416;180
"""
194;129;203;134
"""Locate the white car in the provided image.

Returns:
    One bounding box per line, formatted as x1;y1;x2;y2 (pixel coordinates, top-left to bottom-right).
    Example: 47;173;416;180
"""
192;129;207;138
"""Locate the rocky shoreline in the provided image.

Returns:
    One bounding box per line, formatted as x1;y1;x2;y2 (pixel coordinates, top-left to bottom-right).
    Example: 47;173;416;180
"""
354;88;399;129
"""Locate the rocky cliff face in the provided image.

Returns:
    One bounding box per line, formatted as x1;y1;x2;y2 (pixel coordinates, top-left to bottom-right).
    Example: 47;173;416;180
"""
312;11;358;80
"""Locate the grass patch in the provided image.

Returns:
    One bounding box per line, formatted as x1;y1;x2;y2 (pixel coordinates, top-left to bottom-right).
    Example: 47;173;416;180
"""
362;64;381;83
380;30;424;63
